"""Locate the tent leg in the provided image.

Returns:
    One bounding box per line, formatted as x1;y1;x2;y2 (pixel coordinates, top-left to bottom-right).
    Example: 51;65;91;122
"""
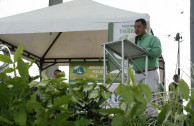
127;58;129;84
121;40;124;84
39;58;44;80
103;45;106;87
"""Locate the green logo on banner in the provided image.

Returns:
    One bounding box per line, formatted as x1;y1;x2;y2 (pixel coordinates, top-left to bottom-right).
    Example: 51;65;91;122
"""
72;65;86;75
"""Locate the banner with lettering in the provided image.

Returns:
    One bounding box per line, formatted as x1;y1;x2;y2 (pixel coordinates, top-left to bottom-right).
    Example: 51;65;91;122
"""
113;22;136;42
69;62;122;83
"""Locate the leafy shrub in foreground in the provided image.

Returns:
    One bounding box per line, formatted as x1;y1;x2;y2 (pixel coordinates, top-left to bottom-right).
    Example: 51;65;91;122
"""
0;44;194;126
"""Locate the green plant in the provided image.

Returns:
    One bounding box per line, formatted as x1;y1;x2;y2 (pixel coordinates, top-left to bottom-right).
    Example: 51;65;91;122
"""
98;67;194;126
0;44;113;126
0;44;39;126
0;44;194;126
153;64;194;126
154;79;194;126
98;68;152;125
32;75;112;126
68;77;112;125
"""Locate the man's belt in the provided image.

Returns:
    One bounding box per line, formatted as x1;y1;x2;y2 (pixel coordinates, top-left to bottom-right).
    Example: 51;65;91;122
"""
135;68;157;74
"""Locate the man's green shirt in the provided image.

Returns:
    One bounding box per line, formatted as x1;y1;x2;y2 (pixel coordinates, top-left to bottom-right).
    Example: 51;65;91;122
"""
132;33;162;71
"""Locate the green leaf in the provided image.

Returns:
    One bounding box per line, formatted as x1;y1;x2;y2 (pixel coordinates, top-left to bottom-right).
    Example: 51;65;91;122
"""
178;79;189;100
38;81;49;87
0;54;12;64
130;103;146;116
83;84;94;91
98;108;124;115
0;116;13;125
116;84;131;95
157;104;168;125
98;85;109;92
57;71;66;78
116;84;122;95
27;93;42;113
29;90;39;103
51;113;70;126
152;103;161;110
2;68;14;73
28;90;39;103
124;94;134;104
190;89;194;104
31;75;40;81
71;95;78;103
163;121;178;126
53;95;72;107
55;120;74;126
45;86;56;93
111;116;123;126
27;101;39;113
52;114;73;126
74;119;92;126
0;81;9;107
41;72;48;80
28;58;36;68
73;86;81;91
101;91;112;99
14;109;26;126
176;114;186;121
17;58;29;83
139;84;152;102
185;101;191;112
116;84;134;105
14;44;23;62
35;119;47;126
28;81;38;88
137;116;147;125
89;90;99;99
134;92;146;104
128;67;135;85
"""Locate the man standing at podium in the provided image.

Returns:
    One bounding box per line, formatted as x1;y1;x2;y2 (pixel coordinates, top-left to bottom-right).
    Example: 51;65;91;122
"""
133;18;162;91
133;18;162;116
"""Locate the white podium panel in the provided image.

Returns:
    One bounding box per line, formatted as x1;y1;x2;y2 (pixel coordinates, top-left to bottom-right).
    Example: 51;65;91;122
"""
101;39;150;85
104;39;150;58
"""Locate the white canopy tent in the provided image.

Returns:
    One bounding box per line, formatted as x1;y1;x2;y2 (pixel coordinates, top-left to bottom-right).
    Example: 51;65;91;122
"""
0;0;150;71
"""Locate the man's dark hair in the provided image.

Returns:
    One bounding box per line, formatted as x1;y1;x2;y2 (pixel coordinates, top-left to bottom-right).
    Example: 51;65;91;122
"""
173;74;179;79
135;18;147;26
54;69;61;73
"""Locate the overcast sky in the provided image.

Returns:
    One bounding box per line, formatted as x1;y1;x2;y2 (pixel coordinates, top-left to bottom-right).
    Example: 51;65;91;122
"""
94;0;190;85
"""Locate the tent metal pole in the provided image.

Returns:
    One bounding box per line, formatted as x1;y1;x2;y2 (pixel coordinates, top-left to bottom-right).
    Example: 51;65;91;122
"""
127;58;129;84
40;32;62;73
103;45;106;86
121;40;124;84
42;63;56;71
42;32;62;58
0;38;40;61
39;58;44;80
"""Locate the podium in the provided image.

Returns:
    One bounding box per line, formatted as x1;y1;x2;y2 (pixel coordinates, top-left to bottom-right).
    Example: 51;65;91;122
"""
101;39;150;87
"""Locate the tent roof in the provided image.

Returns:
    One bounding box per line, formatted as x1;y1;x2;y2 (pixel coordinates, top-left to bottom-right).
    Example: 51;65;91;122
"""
0;0;149;69
0;0;149;34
